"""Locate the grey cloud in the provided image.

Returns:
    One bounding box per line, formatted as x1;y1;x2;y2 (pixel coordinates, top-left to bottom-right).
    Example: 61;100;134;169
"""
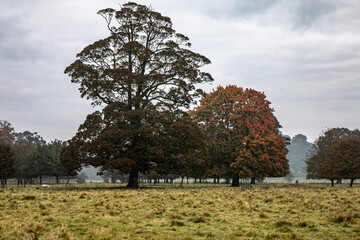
1;0;360;143
205;0;279;19
294;0;337;28
0;16;39;61
183;0;337;29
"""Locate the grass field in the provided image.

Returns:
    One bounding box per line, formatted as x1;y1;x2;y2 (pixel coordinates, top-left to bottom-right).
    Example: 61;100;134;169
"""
0;184;360;240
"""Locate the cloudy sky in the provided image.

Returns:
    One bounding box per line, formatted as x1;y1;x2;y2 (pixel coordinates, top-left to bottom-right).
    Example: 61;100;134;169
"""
1;0;360;142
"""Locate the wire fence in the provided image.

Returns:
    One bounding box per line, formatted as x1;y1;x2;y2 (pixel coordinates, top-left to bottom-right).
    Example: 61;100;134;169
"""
2;177;358;190
2;177;253;190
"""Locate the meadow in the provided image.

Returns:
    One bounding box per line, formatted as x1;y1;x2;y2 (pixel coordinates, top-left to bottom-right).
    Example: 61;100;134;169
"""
0;184;360;240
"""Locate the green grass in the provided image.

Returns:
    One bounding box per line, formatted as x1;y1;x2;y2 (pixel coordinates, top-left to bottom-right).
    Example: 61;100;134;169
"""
0;184;360;239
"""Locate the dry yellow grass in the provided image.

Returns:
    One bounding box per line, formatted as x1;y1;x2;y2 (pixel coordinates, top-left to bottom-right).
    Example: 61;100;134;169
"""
0;184;360;239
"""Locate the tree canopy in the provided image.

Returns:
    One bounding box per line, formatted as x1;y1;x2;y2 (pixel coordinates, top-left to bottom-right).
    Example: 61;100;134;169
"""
319;137;360;187
64;2;212;110
306;128;360;186
191;85;288;185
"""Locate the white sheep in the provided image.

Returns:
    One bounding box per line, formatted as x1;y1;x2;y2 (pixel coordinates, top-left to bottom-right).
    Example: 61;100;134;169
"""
41;184;51;188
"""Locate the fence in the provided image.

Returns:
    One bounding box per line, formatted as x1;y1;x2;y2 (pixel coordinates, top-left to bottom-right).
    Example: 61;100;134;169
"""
1;177;252;190
2;176;358;189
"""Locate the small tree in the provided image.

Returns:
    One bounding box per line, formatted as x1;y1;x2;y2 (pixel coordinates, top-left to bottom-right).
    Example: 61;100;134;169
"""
320;137;360;187
76;173;88;184
0;143;16;187
13;131;47;185
13;141;37;185
306;128;360;186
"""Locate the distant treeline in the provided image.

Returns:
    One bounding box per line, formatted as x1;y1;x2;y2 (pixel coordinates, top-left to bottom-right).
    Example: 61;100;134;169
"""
0;121;77;186
1;120;359;187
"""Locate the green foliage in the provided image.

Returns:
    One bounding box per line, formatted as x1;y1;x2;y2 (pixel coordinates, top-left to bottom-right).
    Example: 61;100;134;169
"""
15;131;45;145
12;132;73;184
13;141;38;180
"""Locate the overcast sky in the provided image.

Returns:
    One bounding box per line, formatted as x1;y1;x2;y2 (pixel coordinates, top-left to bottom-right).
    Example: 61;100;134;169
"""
1;0;360;142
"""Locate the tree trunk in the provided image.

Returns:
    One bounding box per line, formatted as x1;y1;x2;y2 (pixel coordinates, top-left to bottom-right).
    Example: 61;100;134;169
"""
213;177;216;184
231;176;239;187
40;175;43;185
127;170;139;188
331;179;334;187
251;177;256;184
56;176;59;184
350;179;355;187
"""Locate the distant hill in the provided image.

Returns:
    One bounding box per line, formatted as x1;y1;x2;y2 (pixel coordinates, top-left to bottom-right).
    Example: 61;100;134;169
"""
286;134;312;178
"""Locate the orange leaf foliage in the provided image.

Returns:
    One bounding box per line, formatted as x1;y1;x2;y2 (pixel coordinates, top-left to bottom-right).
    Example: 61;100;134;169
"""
191;85;288;178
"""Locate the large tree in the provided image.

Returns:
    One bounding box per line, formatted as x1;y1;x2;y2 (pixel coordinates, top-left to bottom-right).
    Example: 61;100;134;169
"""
0;143;16;187
320;137;360;187
61;2;213;187
305;128;360;186
191;85;288;186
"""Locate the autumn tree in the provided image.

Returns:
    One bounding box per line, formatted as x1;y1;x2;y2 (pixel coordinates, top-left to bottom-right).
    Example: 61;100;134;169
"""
0;143;16;187
191;85;288;186
320;137;360;187
232;132;288;183
305;128;360;186
0;120;15;145
61;2;213;188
